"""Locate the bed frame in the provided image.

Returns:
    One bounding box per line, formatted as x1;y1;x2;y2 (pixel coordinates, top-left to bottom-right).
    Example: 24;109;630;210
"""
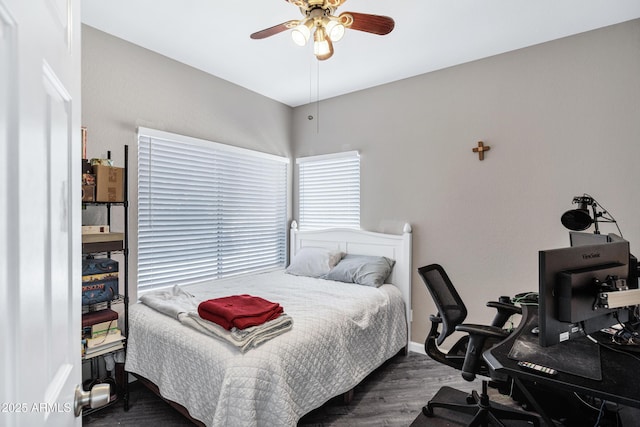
290;221;413;343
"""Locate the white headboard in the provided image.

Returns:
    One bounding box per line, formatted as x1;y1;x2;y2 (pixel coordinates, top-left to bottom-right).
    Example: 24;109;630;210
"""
290;221;413;342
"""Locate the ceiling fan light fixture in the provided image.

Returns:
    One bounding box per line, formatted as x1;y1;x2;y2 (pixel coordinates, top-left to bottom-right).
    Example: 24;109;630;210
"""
324;19;345;42
313;26;333;60
291;19;312;46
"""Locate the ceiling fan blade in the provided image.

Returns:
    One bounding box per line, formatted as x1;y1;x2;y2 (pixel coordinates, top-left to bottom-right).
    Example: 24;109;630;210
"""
250;20;298;40
340;12;395;35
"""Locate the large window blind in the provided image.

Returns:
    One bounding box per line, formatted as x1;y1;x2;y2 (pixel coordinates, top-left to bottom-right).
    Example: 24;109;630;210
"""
297;151;360;230
138;128;289;291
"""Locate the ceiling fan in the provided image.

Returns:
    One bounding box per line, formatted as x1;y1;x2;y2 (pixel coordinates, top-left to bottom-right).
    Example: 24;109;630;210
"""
250;0;395;61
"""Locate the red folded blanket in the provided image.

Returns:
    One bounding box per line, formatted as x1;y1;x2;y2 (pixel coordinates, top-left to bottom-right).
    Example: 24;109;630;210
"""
198;294;283;330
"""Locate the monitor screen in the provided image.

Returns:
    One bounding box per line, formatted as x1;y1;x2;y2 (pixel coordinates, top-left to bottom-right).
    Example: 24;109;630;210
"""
538;239;630;347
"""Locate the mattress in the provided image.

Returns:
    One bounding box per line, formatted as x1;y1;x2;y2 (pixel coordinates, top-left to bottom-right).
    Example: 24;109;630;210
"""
125;269;407;426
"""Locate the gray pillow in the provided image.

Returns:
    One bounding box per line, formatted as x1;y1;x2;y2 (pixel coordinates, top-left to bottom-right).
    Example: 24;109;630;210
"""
323;254;395;287
285;247;345;278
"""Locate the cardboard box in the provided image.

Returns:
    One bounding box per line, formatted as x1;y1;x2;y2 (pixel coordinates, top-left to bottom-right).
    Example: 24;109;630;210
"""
93;165;124;202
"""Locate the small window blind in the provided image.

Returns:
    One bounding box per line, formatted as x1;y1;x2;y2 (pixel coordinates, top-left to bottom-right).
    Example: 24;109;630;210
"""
297;151;360;230
138;128;289;291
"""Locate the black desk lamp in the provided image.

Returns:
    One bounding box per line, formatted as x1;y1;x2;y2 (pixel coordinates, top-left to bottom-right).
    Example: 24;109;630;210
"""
560;194;621;236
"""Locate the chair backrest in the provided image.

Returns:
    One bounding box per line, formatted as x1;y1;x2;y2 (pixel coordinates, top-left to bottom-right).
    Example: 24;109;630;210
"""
418;264;468;346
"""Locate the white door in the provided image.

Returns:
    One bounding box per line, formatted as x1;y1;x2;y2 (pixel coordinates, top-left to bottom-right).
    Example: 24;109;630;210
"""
1;0;84;426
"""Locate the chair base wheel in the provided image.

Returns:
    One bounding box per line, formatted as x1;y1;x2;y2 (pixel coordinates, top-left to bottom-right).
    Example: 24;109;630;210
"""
422;404;434;417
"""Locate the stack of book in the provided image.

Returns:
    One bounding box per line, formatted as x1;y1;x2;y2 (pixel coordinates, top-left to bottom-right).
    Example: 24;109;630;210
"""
82;309;125;358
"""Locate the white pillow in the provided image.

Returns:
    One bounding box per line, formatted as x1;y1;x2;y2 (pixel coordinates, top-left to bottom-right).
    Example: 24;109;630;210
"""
285;247;344;278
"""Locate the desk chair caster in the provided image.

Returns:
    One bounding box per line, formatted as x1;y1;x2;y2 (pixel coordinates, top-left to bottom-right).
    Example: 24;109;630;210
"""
421;389;480;416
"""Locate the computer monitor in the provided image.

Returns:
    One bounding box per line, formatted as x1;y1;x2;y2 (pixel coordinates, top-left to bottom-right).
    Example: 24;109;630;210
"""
538;239;630;347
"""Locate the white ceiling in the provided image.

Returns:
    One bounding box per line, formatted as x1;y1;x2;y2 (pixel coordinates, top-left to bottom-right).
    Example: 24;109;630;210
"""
82;0;640;107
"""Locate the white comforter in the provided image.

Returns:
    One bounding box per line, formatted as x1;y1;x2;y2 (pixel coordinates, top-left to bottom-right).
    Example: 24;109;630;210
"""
125;270;407;427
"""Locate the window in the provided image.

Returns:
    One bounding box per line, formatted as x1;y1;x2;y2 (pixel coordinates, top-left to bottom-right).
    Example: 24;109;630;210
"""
137;128;288;291
297;151;360;230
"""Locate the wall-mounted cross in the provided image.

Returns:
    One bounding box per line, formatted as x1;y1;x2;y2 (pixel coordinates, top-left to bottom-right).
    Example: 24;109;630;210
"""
472;141;491;160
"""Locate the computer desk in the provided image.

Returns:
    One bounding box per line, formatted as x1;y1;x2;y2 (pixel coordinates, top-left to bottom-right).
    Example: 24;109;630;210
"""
484;305;640;426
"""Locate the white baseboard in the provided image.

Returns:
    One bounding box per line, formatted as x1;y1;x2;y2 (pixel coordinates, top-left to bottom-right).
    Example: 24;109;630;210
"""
408;341;426;355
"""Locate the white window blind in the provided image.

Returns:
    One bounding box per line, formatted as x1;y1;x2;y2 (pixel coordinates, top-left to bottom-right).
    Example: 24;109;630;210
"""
138;128;289;291
297;151;360;230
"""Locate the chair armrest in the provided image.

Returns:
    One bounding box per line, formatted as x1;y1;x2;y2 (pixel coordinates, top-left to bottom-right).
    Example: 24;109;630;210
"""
454;323;510;381
486;300;522;328
455;324;510;339
486;301;522;314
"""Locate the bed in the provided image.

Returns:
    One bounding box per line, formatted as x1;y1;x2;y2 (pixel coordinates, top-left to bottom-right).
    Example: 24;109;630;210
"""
124;222;413;426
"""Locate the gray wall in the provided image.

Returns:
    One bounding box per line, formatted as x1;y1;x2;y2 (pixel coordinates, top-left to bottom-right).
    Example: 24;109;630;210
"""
292;19;640;343
81;25;293;303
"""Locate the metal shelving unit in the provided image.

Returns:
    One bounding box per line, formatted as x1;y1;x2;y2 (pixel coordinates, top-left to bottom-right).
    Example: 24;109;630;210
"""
81;145;129;413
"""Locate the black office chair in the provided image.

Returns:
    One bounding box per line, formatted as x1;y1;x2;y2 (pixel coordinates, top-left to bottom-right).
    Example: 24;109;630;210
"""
418;263;540;426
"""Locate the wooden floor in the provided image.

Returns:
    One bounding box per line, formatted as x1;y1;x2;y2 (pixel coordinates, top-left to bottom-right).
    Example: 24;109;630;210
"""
82;351;477;426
